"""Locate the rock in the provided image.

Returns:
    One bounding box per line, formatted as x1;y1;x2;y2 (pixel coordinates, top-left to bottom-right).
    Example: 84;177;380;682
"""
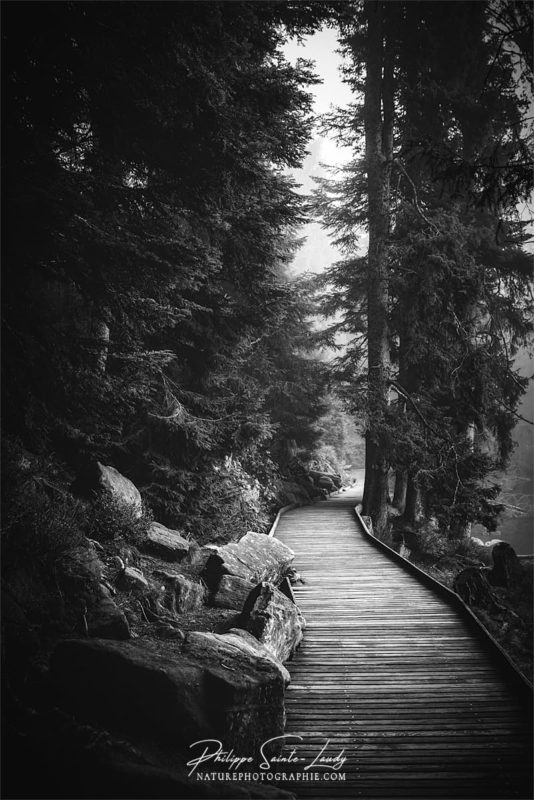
185;630;288;751
174;575;206;613
317;476;335;492
154;570;206;613
142;522;190;561
51;633;287;757
485;538;504;548
120;567;149;593
211;574;256;610
86;586;130;640
59;544;103;593
286;567;302;585
309;470;342;488
470;537;485;547
240;582;304;663
489;542;520;588
203;532;294;591
221;628;290;684
183;543;214;571
155;624;186;640
72;462;143;518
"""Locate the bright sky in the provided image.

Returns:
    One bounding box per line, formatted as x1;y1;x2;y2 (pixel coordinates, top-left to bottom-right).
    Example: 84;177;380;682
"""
283;27;353;166
283;27;352;178
282;28;357;276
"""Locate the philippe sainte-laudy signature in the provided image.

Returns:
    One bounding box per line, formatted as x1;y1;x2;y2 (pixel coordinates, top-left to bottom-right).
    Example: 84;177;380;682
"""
187;735;347;777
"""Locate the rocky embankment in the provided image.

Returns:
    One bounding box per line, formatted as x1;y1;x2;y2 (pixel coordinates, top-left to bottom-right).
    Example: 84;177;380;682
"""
3;461;305;799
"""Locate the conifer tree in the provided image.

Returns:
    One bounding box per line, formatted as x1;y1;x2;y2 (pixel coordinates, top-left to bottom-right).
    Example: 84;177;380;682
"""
317;0;533;536
3;1;337;530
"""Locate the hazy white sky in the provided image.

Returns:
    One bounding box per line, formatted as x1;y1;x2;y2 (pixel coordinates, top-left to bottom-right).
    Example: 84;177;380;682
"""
283;27;353;173
282;28;357;276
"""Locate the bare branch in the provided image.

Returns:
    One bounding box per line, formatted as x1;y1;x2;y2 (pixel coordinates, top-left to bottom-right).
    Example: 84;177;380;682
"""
393;159;440;233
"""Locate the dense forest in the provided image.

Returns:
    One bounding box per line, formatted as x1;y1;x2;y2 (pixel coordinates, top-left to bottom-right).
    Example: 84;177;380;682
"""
1;2;533;799
3;2;360;540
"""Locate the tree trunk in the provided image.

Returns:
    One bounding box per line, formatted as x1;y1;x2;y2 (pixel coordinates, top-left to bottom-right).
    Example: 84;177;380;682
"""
403;474;422;529
359;1;394;536
459;421;476;539
393;469;408;512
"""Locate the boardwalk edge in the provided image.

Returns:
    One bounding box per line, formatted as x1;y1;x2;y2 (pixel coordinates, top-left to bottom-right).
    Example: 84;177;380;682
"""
268;503;299;538
354;505;534;701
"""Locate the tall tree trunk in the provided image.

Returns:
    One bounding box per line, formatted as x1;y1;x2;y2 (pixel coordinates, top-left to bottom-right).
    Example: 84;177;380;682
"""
360;1;394;535
393;469;408;512
404;474;422;529
393;332;411;514
458;421;476;539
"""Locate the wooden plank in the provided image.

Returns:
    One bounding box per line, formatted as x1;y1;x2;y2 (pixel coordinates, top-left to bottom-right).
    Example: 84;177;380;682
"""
272;492;532;799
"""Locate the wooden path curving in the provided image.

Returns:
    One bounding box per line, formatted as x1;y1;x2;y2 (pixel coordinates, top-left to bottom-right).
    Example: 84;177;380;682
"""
274;489;533;799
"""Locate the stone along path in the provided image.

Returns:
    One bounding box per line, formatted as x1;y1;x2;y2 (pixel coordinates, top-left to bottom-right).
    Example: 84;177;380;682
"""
273;491;532;799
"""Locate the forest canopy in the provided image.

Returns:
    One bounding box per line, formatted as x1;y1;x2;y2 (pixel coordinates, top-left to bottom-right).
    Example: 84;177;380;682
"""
2;1;358;541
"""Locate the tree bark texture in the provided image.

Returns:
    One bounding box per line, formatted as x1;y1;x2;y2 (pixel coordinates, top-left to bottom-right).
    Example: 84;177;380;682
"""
403;473;423;529
392;469;408;512
360;1;394;535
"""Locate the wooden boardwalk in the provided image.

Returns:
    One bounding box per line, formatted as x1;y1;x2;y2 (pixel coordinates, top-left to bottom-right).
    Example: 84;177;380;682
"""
274;491;533;799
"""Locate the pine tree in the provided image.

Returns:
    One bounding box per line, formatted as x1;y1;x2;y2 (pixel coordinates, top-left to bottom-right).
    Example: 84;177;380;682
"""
316;0;533;537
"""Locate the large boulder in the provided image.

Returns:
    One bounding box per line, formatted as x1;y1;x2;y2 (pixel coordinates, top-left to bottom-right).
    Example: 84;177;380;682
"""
211;574;256;610
203;532;294;592
485;538;504;548
317;476;335;493
72;462;143;518
489;542;520;588
309;470;342;489
142;522;190;562
51;632;287;757
58;543;103;599
188;629;291;686
240;582;304;663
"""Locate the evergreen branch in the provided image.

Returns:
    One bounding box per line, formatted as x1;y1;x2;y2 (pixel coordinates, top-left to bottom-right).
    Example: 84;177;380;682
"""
389;381;445;440
487;500;526;514
481;31;507;93
498;400;534;426
390;380;467;505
